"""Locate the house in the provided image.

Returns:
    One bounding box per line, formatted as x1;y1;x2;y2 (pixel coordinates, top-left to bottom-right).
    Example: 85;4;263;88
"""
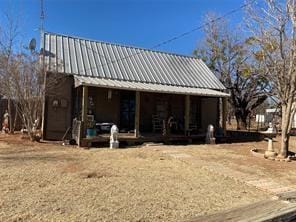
41;32;229;146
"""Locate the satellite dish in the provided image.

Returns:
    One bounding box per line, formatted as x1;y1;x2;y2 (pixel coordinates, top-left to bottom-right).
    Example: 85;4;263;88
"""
29;38;36;51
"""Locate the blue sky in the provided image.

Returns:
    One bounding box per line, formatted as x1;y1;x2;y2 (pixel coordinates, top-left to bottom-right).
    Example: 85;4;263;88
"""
1;0;244;55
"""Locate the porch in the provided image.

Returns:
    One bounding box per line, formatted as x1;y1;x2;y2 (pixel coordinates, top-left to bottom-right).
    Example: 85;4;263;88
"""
73;82;228;147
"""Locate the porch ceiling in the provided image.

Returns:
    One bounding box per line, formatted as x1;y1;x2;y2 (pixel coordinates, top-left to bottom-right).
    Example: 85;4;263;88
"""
74;76;229;97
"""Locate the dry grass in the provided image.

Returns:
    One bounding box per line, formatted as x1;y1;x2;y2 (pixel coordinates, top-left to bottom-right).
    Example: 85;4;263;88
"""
0;133;271;222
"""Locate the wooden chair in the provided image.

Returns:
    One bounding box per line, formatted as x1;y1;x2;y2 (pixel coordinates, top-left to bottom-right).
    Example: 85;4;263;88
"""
152;114;163;132
187;123;198;136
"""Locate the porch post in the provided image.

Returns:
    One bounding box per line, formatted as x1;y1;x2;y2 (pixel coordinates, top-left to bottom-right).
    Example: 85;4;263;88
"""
135;91;141;137
222;97;227;135
82;85;88;136
185;95;190;135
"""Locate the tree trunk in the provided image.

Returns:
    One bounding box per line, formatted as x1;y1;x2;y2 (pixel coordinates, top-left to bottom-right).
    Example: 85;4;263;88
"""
227;113;232;125
279;104;291;158
235;114;248;130
7;98;13;133
12;110;17;132
235;115;241;130
240;115;248;130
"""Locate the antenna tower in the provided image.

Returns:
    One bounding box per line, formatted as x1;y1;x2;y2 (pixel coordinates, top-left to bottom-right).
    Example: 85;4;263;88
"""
40;0;45;32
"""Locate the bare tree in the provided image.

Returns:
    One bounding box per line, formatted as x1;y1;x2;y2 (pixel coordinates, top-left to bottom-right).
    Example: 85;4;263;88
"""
0;11;21;133
0;11;42;139
194;14;268;130
0;51;43;139
246;0;296;158
0;10;65;140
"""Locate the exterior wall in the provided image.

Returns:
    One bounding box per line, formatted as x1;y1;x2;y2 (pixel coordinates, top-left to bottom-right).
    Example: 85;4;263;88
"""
89;87;120;125
190;96;202;128
140;93;185;132
170;94;185;123
87;90;188;133
44;75;221;139
140;93;219;134
44;73;73;140
140;92;157;132
200;97;219;132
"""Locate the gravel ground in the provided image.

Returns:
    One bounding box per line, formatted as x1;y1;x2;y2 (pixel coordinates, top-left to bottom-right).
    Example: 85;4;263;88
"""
0;134;268;222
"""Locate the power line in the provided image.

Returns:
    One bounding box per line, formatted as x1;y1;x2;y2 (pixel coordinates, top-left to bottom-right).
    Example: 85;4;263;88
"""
69;0;256;74
150;0;256;50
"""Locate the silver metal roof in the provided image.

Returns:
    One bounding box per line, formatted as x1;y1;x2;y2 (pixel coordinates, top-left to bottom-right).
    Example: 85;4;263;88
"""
42;32;226;90
74;76;229;97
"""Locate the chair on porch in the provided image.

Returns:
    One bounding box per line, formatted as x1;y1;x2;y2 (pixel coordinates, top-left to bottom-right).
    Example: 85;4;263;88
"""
189;123;198;131
187;122;198;136
152;114;163;132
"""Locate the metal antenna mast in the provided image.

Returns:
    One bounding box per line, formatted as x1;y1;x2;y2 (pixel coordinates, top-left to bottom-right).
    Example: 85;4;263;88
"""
40;0;46;138
40;0;45;32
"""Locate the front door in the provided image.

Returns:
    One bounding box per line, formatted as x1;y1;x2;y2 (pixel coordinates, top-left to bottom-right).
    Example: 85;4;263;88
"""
120;91;135;132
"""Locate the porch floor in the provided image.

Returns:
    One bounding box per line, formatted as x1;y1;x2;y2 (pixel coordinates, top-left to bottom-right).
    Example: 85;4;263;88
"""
80;132;206;147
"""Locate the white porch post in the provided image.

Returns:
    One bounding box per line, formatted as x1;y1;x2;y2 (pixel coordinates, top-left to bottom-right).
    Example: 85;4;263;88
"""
135;91;141;137
185;95;190;135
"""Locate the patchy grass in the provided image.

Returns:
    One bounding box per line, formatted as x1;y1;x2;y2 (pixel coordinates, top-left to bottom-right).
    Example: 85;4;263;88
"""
0;133;270;222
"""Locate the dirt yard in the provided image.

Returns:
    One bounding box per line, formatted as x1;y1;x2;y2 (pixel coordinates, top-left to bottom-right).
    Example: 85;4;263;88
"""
0;133;287;222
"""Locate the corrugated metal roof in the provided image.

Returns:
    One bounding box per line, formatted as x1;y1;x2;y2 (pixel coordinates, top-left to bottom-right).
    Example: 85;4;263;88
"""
42;32;226;90
74;76;229;97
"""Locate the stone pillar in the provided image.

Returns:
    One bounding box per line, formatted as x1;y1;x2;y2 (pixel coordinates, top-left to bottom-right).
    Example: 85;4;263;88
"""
134;91;140;138
264;124;277;158
185;95;190;135
222;97;227;136
81;85;88;137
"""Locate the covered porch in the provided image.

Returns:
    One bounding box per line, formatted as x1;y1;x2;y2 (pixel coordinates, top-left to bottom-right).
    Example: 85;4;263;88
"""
73;77;229;147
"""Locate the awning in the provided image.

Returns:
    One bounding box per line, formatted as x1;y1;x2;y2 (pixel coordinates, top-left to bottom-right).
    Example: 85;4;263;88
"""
74;76;230;97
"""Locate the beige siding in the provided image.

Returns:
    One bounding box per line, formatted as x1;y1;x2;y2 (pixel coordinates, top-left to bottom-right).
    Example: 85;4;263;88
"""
44;73;73;140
